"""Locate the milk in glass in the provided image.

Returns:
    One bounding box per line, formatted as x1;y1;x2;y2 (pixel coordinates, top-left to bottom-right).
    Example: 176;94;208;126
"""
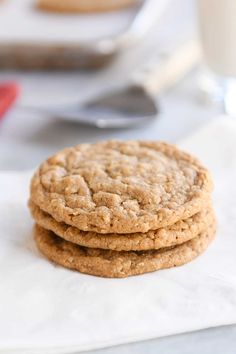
198;0;236;78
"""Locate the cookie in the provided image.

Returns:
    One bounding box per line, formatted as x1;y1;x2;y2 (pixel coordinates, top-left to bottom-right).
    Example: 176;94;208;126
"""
30;199;214;251
36;0;137;13
30;141;213;234
34;219;216;278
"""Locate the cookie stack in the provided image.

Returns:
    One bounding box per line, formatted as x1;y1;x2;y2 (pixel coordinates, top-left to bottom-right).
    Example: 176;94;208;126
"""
29;140;216;278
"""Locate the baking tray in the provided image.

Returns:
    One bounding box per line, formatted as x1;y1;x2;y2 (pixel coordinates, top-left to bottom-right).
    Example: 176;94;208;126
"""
0;0;169;70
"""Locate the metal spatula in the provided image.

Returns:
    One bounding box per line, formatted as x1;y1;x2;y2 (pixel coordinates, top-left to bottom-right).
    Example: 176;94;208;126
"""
22;40;201;128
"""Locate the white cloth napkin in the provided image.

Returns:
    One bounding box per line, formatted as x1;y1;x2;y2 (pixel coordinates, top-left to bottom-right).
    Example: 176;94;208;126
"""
1;116;236;354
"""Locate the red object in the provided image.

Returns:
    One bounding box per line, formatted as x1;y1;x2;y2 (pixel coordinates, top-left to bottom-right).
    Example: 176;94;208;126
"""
0;82;20;119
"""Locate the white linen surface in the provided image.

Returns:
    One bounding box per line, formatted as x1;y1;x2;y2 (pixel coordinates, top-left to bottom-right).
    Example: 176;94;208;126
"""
1;116;236;353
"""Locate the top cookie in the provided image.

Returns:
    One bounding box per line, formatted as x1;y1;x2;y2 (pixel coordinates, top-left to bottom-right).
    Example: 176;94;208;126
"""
30;140;213;234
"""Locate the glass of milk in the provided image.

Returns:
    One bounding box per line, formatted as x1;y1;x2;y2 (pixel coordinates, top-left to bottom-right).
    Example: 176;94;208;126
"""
198;0;236;114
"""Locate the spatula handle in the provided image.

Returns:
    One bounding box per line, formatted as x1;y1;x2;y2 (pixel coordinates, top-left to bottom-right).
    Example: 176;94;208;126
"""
132;39;201;96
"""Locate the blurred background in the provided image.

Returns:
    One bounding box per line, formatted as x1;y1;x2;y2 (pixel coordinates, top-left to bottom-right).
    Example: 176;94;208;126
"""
0;0;224;171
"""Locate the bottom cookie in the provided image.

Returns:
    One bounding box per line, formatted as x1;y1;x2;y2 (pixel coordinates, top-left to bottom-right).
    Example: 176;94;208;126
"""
34;222;216;278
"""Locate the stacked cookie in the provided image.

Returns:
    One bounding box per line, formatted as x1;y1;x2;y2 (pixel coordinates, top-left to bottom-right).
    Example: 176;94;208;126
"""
29;140;216;278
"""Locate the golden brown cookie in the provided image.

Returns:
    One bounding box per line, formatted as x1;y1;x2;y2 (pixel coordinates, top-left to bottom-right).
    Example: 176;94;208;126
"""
30;141;213;234
34;220;216;278
30;200;214;251
36;0;138;13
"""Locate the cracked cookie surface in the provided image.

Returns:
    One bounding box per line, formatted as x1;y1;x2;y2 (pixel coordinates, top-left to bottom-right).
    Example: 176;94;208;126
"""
30;140;213;234
30;200;214;251
34;221;216;278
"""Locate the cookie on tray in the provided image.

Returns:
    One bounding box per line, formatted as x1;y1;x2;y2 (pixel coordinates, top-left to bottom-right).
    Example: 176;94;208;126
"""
34;220;216;278
30;200;214;251
36;0;138;13
30;140;213;234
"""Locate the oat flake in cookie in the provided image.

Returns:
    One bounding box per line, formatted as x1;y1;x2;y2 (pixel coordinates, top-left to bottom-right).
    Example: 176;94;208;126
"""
30;141;213;234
